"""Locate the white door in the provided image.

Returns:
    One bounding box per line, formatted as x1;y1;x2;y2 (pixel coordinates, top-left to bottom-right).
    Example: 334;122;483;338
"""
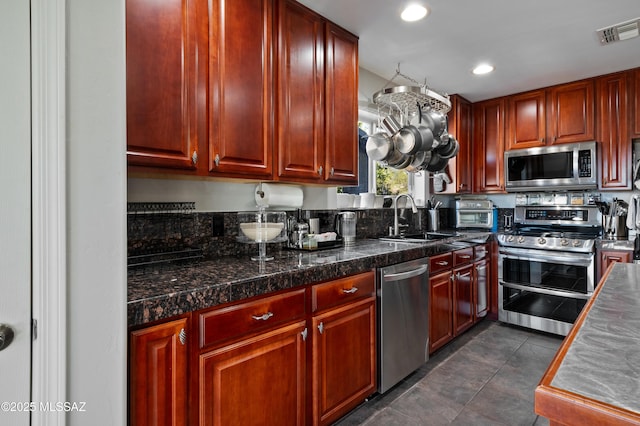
0;0;32;424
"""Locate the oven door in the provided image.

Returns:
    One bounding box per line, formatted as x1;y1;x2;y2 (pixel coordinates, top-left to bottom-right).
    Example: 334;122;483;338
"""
498;247;594;335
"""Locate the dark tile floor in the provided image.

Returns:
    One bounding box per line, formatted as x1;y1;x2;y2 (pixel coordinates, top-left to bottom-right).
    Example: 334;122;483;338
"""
336;320;564;426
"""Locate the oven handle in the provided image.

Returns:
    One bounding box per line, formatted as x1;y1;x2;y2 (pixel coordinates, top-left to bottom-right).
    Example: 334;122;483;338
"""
499;247;593;265
500;281;592;300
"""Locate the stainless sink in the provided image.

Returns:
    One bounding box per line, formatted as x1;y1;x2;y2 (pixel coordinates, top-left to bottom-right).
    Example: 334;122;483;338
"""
379;231;458;243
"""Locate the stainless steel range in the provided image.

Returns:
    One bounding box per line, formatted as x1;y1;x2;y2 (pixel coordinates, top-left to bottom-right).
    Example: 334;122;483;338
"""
497;201;600;336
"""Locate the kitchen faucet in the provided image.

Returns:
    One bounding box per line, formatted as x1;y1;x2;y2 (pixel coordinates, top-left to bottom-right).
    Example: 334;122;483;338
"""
393;194;418;236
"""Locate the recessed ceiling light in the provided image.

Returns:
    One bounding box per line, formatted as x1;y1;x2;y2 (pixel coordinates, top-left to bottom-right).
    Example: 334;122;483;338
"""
401;4;428;22
473;64;495;75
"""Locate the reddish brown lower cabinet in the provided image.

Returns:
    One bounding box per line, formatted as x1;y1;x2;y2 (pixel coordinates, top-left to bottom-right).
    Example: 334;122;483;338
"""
310;271;376;426
129;316;189;426
597;249;632;283
429;272;454;353
453;264;474;335
199;320;307;426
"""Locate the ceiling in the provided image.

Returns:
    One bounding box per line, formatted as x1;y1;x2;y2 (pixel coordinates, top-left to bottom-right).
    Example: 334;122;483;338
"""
297;0;640;103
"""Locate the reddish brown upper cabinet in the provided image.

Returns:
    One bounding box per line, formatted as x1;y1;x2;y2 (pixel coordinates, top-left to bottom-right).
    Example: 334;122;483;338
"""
506;81;594;150
596;71;631;189
631;68;640;139
473;98;506;193
276;0;326;182
323;22;359;185
440;94;472;194
129;316;189;426
126;0;208;172
547;80;595;145
507;89;546;150
276;3;358;185
208;0;275;179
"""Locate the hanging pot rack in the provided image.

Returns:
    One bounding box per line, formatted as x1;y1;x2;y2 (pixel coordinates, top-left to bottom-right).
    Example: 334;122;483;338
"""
372;65;451;120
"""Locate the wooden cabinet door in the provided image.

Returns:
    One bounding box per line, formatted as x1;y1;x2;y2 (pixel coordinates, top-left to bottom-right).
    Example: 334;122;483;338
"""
473;98;506;193
507;89;546;150
209;0;274;179
276;0;325;182
597;249;632;283
441;94;472;194
324;22;359;184
126;0;207;171
597;72;630;189
474;258;489;319
130;317;188;426
429;270;453;353
199;320;307;426
547;80;595;145
311;297;376;426
453;264;474;335
631;68;640;139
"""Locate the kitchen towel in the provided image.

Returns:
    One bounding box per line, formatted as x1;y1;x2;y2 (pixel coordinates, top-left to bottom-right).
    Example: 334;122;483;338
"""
255;183;304;208
626;194;640;230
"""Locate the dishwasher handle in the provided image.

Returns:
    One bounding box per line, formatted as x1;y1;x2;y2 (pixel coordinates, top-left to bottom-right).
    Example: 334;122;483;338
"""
383;265;428;282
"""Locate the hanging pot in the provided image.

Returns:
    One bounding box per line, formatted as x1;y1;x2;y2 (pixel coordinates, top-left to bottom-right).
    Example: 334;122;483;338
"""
405;150;432;173
421;108;447;138
366;132;394;161
425;152;449;172
381;115;402;136
394;125;423;155
437;136;459;159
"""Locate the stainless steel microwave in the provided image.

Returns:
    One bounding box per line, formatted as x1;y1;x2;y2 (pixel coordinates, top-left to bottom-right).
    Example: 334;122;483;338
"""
504;141;597;192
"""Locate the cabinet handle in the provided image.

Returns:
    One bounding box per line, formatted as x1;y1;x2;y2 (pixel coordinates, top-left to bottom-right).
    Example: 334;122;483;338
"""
301;328;308;341
436;261;449;266
214;154;220;167
318;322;324;334
459;255;471;259
191;150;198;165
251;312;274;321
318;166;323;176
330;167;335;177
342;287;358;294
178;328;186;345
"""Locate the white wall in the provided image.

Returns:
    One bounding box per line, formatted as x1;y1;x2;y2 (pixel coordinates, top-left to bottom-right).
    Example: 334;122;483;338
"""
67;0;127;424
128;178;337;211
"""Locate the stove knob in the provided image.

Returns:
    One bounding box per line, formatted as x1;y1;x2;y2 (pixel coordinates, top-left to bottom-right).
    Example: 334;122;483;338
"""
507;235;515;243
517;236;526;244
560;239;569;246
537;237;547;245
572;240;581;247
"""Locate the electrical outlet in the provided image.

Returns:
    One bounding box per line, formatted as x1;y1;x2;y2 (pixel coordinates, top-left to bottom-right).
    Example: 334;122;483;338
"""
212;214;224;237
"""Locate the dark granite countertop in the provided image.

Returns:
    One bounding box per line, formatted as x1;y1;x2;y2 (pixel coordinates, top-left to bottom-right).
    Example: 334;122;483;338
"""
128;232;491;327
536;262;640;422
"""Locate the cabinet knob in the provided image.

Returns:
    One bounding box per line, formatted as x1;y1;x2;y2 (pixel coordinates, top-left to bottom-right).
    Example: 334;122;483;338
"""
178;328;186;345
214;154;220;167
317;322;324;334
191;150;198;165
330;167;335;177
318;166;323;176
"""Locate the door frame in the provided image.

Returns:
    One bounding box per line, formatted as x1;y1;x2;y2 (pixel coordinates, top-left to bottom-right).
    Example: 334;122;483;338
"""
31;0;67;424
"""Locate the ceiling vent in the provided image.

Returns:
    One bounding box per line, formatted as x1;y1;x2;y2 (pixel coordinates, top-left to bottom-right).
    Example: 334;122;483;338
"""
597;17;640;45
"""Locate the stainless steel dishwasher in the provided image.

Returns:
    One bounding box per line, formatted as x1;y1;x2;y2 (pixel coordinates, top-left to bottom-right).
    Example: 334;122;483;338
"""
378;257;429;393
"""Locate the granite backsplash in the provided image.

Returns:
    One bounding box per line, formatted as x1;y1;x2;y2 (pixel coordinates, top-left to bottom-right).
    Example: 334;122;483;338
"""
127;206;453;262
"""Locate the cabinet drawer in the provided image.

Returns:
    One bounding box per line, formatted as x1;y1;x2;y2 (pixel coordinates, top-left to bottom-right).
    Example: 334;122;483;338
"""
474;244;489;262
453;248;474;266
430;252;453;275
312;271;375;313
198;288;306;349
